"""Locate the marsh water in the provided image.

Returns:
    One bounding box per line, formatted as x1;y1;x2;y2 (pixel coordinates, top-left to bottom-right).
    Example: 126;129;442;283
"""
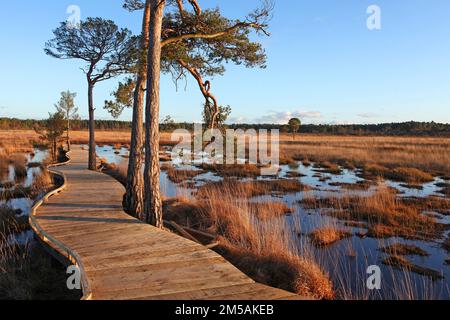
97;144;450;300
0;149;49;243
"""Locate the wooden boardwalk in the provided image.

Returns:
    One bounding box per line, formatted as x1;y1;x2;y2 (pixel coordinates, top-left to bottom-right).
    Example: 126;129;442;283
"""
30;146;303;300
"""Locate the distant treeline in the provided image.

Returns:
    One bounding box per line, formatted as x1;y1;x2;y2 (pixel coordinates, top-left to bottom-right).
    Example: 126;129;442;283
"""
1;118;449;136
228;121;450;136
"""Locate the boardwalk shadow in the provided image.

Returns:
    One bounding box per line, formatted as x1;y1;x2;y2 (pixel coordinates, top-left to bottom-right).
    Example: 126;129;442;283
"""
45;203;123;209
37;216;142;224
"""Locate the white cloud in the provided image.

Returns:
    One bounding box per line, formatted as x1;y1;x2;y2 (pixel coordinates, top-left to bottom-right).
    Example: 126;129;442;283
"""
227;116;248;124
357;112;380;119
228;111;323;124
255;111;323;124
327;120;352;125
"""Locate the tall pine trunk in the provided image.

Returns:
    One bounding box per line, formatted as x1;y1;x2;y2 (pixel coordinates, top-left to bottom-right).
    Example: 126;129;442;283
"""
124;0;151;220
67;118;71;151
88;82;96;170
144;0;165;228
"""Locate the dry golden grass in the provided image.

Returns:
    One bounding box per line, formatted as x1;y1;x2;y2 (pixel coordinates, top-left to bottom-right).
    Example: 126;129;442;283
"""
382;255;443;280
0;132;35;154
0;130;177;148
100;161;128;186
380;243;430;257
280;134;450;177
197;178;310;199
0;206;29;237
165;167;206;184
29;169;53;195
401;196;449;216
198;163;264;178
444;236;450;252
436;182;450;197
309;228;351;247
0;233;82;300
161;187;334;299
4;130;449;179
300;186;447;240
217;242;335;300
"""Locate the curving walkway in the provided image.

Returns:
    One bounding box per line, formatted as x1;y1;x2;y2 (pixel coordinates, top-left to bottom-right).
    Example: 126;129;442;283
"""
30;146;303;300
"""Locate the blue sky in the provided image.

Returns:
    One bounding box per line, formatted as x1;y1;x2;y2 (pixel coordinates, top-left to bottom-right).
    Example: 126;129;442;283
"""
0;0;449;124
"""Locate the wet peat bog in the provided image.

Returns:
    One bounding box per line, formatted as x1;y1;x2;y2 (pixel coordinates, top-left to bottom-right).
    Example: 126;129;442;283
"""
98;144;450;300
0;148;82;300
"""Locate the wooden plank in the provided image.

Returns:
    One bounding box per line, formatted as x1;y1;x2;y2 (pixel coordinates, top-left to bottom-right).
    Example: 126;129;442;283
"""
83;247;217;272
30;146;305;301
93;275;254;300
133;283;291;301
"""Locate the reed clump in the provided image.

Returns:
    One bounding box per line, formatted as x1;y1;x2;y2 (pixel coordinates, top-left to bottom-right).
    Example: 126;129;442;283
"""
380;243;430;257
299;186;447;240
0;235;82;300
309;228;351;247
0;205;29;237
197;179;310;199
163;185;334;299
165;167;206;184
281;134;450;177
382;255;443;280
198;163;263;178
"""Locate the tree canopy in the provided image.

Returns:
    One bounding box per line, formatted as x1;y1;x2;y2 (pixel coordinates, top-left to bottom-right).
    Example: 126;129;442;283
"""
105;1;272;129
45;18;139;84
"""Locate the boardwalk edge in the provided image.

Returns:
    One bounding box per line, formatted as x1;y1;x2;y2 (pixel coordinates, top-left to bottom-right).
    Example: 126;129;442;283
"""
28;150;93;300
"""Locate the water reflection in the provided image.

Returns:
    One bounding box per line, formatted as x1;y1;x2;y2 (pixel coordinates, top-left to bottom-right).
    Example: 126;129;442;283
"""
97;145;450;299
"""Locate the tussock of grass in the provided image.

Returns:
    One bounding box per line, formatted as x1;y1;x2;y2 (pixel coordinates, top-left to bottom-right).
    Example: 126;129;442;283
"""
361;165;434;185
217;241;334;300
382;255;444;280
165;167;206;184
436;182;450;197
0;205;29;237
0;236;82;300
30;169;53;195
309;228;351;247
361;164;389;180
197;179;310;199
278;153;297;168
101;162;127;186
10;155;27;181
285;171;305;178
1;169;54;200
0;181;15;189
0;152;9;174
314;161;342;175
244;202;294;220
328;181;373;191
401;196;450;216
344;221;367;228
198;163;263;178
164;186;333;299
0;138;34;154
159;153;172;162
281;135;449;178
443;236;450;253
163;198;210;229
380;243;429;257
384;167;434;184
300;186;447;240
